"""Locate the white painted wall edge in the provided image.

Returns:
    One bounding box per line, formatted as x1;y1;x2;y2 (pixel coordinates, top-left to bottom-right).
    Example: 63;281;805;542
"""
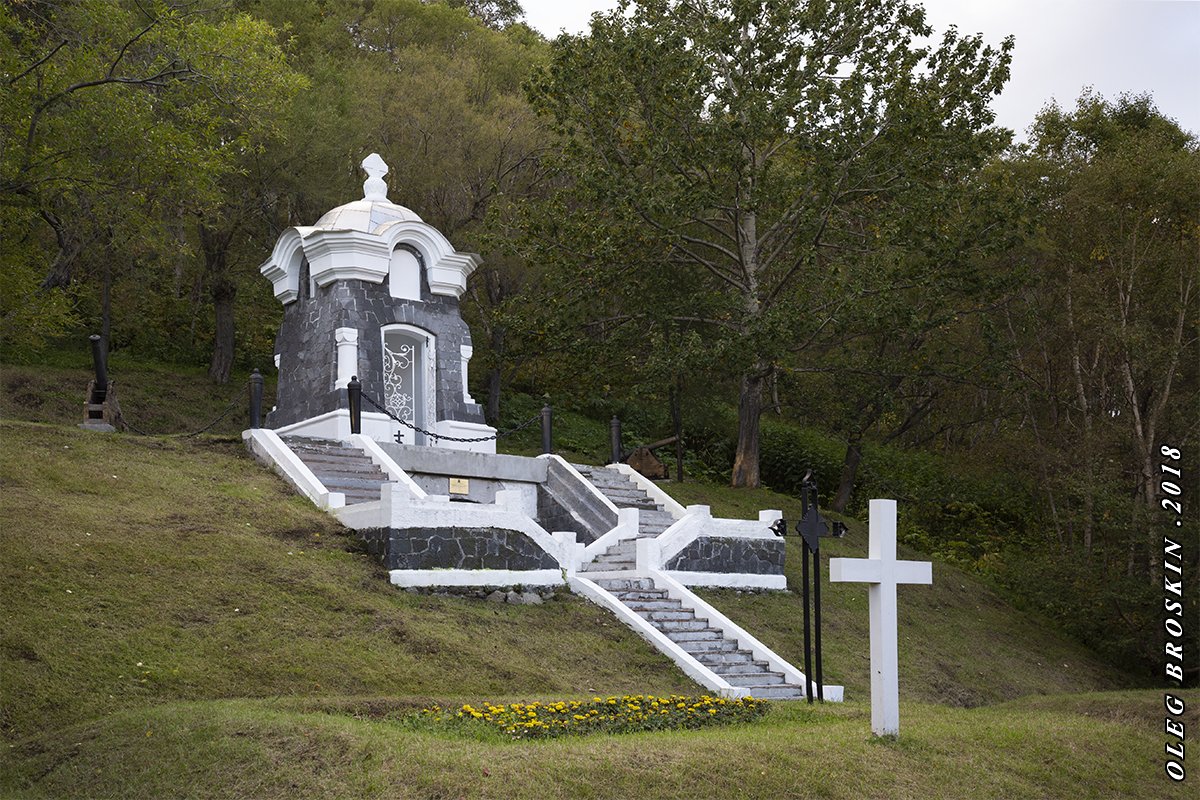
332;499;383;528
432;419;498;454
272;409;396;443
567;576;746;699
665;571;788;590
349;433;427;499
610;463;688;518
390;569;566;588
538;454;621;517
655;509;709;566
243;428;342;509
655;508;781;568
651;569;844;702
580;507;640;566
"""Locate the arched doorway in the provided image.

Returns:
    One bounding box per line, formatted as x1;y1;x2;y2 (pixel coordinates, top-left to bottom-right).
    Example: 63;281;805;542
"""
382;325;434;445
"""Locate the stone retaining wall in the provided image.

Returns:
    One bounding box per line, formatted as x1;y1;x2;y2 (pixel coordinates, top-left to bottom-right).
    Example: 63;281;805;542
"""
360;526;560;571
665;536;785;575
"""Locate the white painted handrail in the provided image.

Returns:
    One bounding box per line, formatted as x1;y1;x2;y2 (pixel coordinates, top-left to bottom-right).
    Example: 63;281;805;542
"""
568;575;745;698
651;569;844;702
243;428;343;509
348;433;427;499
539;454;621;516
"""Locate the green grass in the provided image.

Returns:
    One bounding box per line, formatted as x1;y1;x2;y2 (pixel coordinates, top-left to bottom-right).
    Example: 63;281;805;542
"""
2;691;1193;799
0;416;1165;798
0;421;695;744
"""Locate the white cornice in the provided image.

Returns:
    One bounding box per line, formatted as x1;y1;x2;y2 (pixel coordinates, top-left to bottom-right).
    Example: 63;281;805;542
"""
259;218;482;304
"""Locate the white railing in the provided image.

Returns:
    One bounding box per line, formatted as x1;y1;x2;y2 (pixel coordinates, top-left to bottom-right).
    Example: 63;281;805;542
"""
243;428;344;509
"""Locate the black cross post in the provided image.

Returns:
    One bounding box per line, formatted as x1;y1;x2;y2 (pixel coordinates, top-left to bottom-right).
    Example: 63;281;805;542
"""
797;472;830;703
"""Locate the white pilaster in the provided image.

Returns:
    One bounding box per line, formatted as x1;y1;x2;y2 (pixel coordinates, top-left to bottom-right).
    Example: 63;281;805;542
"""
334;327;359;387
460;345;475;403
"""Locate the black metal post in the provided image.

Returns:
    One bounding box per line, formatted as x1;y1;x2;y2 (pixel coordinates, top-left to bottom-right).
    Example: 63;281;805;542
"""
541;402;553;454
88;334;108;404
249;369;264;429
348;375;362;435
610;416;622;464
813;545;824;702
801;540;813;703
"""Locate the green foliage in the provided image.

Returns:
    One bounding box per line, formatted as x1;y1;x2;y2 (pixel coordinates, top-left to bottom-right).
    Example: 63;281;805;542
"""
509;0;1014;485
0;0;304;358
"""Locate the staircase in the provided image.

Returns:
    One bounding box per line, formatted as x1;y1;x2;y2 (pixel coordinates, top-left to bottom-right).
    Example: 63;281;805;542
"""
573;465;677;572
595;577;807;700
281;437;388;505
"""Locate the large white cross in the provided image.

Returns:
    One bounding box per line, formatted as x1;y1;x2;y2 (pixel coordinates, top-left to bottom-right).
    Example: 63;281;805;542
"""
829;499;932;736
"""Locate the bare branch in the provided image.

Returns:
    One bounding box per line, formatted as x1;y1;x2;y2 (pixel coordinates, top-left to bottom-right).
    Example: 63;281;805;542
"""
8;40;69;86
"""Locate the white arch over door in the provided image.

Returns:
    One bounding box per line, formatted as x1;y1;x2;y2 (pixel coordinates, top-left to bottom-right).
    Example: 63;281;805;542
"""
381;324;436;446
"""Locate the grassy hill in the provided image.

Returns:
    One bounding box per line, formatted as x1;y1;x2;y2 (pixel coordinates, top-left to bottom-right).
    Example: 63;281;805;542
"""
0;391;1188;798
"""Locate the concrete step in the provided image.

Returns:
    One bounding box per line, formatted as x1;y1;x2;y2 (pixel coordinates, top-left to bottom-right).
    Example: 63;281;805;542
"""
705;660;772;676
665;628;723;642
284;440;360;456
634;609;695;622
294;450;376;464
594;578;656;592
740;685;806;700
608;499;660;511
590;554;634;567
677;638;738;653
315;469;386;482
723;671;785;687
655;619;710;633
315;475;388;490
695;651;757;667
585;561;634;572
611;590;669;602
620;599;682;612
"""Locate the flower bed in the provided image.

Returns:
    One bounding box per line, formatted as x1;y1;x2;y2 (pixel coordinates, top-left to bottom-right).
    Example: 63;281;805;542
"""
418;694;768;740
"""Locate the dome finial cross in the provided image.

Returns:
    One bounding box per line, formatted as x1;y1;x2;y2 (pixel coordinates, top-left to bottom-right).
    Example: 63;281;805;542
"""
362;153;389;201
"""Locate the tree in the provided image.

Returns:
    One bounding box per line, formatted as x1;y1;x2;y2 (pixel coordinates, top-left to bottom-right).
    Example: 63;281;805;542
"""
518;0;1012;486
1007;92;1199;571
0;0;302;358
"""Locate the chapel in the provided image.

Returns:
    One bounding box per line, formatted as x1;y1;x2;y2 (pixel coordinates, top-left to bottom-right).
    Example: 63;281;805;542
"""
258;154;495;452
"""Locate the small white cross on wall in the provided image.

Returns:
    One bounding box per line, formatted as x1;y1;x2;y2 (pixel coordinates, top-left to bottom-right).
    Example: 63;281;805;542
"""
829;499;932;737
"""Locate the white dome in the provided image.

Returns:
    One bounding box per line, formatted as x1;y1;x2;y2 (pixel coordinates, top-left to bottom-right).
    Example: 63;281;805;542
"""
312;198;423;233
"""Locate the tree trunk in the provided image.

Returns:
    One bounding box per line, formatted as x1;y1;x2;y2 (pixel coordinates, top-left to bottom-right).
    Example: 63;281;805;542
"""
200;223;237;384
670;377;684;482
484;324;505;425
486;364;502;425
832;431;863;513
208;277;236;384
100;259;112;348
730;369;764;488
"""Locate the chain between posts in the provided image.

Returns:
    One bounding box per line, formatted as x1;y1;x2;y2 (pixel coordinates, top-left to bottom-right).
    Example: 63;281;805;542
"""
359;391;543;444
121;379;248;438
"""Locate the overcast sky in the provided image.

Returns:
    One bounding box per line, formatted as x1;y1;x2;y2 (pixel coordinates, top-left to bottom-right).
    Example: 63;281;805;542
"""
519;0;1199;141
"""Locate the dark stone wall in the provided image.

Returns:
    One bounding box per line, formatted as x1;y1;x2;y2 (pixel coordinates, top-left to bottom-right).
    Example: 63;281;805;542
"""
665;537;785;575
267;253;484;429
536;459;615;545
536;485;594;545
360;527;560;571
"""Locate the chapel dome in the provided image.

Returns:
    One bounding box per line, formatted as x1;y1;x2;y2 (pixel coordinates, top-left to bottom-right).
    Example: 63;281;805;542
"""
312;197;423;233
309;152;422;233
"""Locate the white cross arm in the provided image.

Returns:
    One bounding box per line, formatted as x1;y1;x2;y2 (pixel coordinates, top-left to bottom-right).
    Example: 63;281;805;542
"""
829;558;932;585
